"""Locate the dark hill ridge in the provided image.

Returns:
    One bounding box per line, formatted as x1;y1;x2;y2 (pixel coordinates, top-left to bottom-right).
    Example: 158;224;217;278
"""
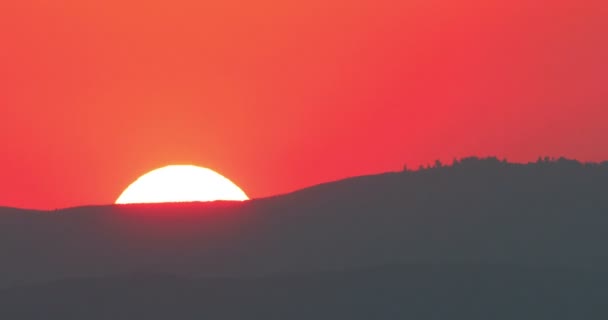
1;157;608;288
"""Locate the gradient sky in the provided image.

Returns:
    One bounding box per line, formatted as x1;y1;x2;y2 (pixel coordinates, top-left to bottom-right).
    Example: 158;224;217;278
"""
1;0;607;209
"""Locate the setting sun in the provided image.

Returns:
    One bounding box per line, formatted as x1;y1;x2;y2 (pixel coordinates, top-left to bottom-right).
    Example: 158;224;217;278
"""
115;165;248;204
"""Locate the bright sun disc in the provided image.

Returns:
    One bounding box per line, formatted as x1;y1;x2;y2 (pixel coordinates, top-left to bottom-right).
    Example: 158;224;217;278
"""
115;165;248;204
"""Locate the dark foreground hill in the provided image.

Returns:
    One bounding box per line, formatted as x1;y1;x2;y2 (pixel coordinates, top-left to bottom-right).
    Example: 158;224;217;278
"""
1;264;607;320
1;158;608;286
1;157;608;318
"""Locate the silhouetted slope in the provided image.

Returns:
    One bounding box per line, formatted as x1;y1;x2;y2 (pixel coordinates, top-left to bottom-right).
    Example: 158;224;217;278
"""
1;158;607;288
1;265;607;320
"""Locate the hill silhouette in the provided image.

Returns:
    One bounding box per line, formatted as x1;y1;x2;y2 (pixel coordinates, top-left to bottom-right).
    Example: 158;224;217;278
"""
1;157;608;318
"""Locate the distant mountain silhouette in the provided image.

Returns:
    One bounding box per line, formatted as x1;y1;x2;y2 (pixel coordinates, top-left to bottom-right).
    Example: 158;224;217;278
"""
1;157;608;318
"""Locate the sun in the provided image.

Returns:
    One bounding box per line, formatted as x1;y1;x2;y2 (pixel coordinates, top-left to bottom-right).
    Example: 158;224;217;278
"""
115;165;249;204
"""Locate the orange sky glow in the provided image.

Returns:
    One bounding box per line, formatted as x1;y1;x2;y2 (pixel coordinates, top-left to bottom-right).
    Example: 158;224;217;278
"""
1;0;607;209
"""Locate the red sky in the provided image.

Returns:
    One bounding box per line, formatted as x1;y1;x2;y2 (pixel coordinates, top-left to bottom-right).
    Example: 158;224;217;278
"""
1;0;607;209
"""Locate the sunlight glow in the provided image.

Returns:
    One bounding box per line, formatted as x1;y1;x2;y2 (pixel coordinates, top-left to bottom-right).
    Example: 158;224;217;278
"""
115;165;248;204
